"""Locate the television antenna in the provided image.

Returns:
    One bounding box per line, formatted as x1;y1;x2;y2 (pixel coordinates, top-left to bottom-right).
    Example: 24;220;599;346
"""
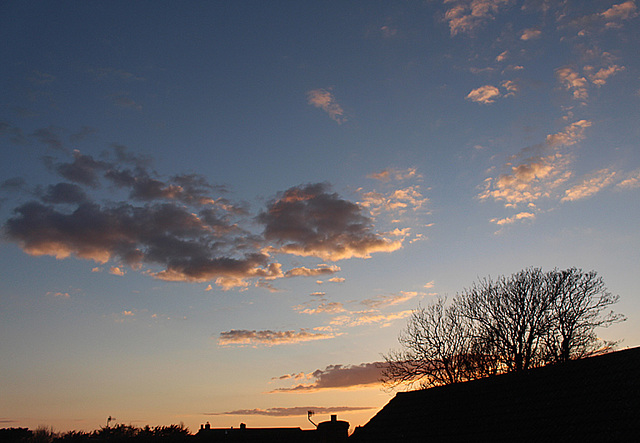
307;410;317;428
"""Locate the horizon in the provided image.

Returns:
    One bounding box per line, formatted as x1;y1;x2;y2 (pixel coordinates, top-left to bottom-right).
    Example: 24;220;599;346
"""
1;0;639;433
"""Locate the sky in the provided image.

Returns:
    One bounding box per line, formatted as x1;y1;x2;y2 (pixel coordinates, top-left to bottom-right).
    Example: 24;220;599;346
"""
1;0;639;434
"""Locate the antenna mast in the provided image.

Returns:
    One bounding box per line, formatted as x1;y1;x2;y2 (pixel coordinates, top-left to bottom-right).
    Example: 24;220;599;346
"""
307;410;317;428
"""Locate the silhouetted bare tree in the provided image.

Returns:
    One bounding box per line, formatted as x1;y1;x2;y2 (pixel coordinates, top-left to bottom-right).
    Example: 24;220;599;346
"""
543;268;623;364
457;268;557;372
383;267;625;388
382;297;496;389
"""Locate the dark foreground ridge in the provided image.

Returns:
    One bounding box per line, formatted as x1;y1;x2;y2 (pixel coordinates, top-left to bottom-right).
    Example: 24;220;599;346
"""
350;347;640;442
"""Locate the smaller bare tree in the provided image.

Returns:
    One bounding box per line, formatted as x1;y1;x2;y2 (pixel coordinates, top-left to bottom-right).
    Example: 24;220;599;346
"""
382;297;482;389
544;268;625;363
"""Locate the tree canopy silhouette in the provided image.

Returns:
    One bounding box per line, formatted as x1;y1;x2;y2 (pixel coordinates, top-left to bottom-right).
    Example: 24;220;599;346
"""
382;267;624;389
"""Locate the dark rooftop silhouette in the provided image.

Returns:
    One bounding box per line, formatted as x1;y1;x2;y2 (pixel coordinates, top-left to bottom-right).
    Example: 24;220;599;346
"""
351;347;640;442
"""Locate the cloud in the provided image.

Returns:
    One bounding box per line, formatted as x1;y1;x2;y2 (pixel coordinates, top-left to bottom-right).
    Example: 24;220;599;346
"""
616;169;640;189
296;302;346;315
561;169;617;201
478;152;572;205
307;89;346;124
69;126;98;143
360;186;428;216
443;0;513;36
5;150;403;289
110;92;142;110
40;183;88;204
46;291;70;298
28;70;56;85
423;281;435;289
0;121;27;145
330;310;413;328
479;121;592;207
269;362;387;392
328;277;345;283
361;291;420;309
284;265;340;278
208;406;374;417
585;65;625;86
490;211;536;225
545;120;591;147
3;149;273;286
501;80;519;96
466;85;501;104
109;266;126;276
600;1;638;22
32;126;65;151
366;168;420;183
1;177;26;192
520;28;541;40
555;67;589;101
496;50;509;62
259;183;402;261
217;329;336;347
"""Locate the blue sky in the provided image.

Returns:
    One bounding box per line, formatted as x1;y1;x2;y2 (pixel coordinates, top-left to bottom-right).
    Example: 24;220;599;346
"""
1;0;639;433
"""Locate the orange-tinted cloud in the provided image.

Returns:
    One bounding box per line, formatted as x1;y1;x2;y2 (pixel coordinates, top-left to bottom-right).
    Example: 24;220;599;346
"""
561;169;617;201
307;89;346;124
444;0;512;36
466;85;500;104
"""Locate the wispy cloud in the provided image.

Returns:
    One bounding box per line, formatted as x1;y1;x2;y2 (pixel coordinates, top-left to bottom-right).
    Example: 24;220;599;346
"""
295;302;346;315
490;211;536;225
307;89;346;124
366;167;420;183
361;291;420;309
329;310;413;328
217;329;336;347
561;169;617;201
616;169;640;189
479;120;591;210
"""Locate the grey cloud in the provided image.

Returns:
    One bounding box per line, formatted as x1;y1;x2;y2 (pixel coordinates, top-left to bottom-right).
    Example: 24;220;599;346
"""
0;121;27;145
32;126;65;151
258;183;401;260
270;362;387;392
218;329;335;346
69;126;98;143
207;406;373;417
1;177;26;191
40;183;88;204
56;151;110;187
3;150;403;288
